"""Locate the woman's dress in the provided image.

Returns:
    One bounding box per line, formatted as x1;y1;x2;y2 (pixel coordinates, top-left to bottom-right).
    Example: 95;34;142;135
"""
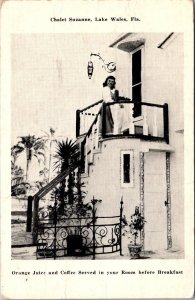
102;86;123;134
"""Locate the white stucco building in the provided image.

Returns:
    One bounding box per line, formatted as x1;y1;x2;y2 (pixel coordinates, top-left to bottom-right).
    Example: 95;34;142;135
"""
76;33;184;255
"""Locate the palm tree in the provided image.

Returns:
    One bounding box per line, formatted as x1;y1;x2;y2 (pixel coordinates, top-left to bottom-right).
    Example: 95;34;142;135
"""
40;127;64;183
13;135;45;181
40;127;56;182
11;144;23;169
53;139;80;204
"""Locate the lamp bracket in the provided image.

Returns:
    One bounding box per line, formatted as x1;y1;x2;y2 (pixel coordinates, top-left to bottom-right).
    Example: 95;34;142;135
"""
90;52;116;73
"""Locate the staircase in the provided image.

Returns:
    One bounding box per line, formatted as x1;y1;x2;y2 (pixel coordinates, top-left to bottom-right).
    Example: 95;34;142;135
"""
31;162;80;242
31;99;168;242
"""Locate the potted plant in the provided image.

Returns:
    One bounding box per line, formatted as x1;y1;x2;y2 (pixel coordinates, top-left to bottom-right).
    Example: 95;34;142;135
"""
122;206;146;259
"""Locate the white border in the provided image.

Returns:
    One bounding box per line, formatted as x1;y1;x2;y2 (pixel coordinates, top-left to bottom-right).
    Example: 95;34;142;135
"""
1;1;194;299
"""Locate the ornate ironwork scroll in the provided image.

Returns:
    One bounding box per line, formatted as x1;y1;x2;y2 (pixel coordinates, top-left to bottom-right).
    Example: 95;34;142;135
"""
90;53;116;73
36;198;123;260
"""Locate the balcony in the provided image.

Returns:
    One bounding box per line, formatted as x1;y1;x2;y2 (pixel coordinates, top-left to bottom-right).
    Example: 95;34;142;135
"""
76;100;169;174
76;100;169;143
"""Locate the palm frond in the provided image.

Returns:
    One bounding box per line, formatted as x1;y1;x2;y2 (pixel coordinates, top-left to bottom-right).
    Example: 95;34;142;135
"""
54;138;80;172
11;144;24;155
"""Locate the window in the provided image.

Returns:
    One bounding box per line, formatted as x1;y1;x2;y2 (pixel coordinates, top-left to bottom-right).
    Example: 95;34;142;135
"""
123;154;130;183
132;48;142;117
121;150;134;187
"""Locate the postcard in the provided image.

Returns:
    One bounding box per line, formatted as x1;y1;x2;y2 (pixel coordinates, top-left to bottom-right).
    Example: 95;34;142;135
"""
1;0;194;299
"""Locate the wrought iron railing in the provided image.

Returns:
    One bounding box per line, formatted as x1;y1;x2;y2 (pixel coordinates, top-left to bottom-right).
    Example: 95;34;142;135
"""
36;198;123;260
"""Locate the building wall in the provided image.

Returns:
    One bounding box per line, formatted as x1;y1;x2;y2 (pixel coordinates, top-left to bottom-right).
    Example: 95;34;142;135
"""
79;33;184;253
111;33;184;251
82;138;141;217
113;33;183;130
81;137;171;253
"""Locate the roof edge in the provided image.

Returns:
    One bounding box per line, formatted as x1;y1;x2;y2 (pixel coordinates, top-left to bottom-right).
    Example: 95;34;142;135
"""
109;33;132;48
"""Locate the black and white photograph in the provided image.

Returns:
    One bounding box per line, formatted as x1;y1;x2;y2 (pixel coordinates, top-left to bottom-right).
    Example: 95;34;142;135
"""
1;1;194;299
11;32;184;261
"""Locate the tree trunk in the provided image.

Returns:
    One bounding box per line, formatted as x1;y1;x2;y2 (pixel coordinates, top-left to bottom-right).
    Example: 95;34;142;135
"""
48;140;52;183
26;149;32;181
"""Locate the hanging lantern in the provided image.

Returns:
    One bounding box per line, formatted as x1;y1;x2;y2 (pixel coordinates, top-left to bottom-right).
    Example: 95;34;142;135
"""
87;61;93;79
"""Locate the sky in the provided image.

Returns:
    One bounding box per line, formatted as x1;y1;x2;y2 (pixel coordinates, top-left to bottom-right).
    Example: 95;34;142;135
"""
11;33;120;146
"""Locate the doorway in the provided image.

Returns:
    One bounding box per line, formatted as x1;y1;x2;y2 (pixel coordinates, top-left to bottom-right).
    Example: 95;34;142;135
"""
143;151;167;251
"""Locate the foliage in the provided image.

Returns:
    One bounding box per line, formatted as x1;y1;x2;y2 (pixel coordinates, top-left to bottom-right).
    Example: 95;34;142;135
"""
53;138;80;203
11;134;46;198
17;135;45;163
11;163;24;176
39;167;49;185
122;206;146;245
41;127;57;143
53;139;80;171
11;135;45;181
47;180;93;233
48;180;88;216
11;182;31;197
11;145;22;164
40;127;60;182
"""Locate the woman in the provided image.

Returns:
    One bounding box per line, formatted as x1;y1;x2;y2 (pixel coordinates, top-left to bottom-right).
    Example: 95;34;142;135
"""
102;76;119;134
102;76;118;102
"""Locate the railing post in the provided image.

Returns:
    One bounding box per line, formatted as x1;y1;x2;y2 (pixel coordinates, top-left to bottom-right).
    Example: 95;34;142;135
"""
119;197;123;256
26;196;33;232
80;141;85;173
163;103;169;144
102;102;106;139
92;197;96;260
32;195;39;244
53;194;57;260
76;109;80;137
